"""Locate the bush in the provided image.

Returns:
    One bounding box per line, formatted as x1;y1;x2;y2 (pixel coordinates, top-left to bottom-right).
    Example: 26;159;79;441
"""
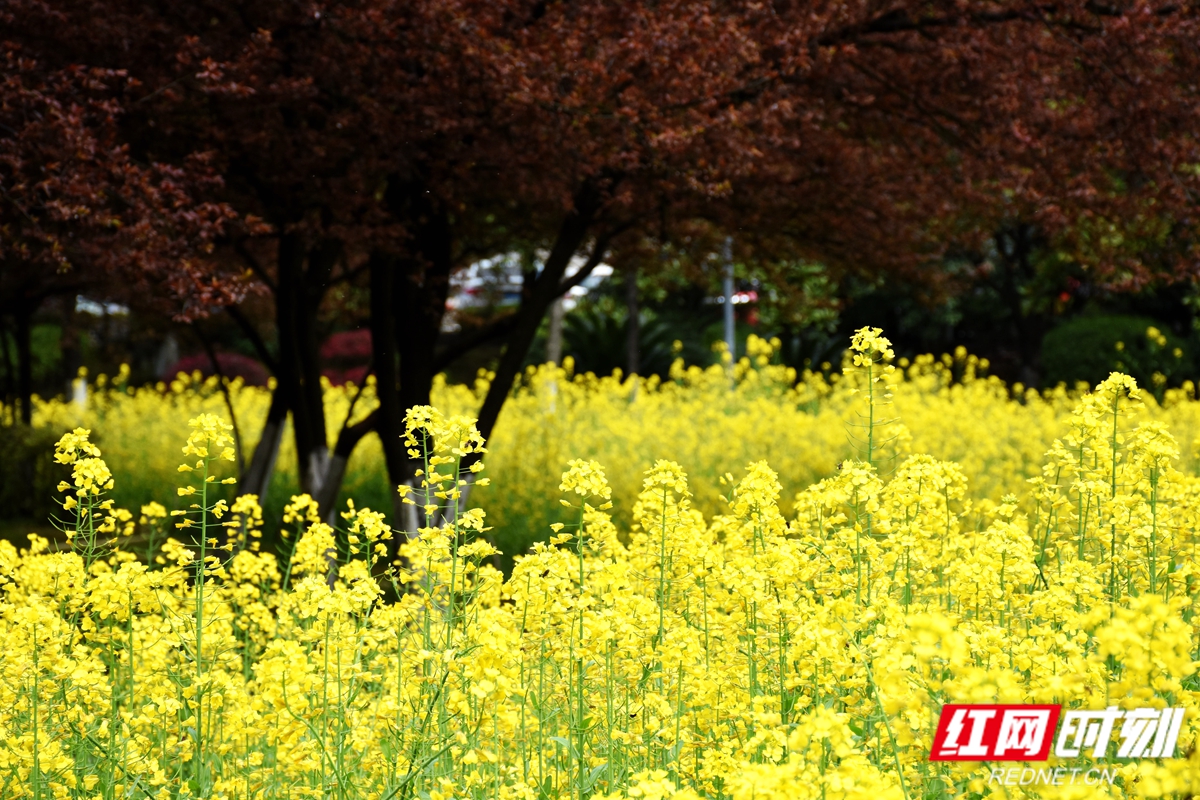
1041;313;1192;391
164;351;270;386
561;304;690;378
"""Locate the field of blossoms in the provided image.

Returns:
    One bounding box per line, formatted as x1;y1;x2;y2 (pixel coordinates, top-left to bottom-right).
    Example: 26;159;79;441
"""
4;328;1200;798
24;331;1200;555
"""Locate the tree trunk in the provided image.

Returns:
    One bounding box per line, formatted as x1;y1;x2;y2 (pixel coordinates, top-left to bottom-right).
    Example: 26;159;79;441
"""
310;191;453;535
314;409;377;525
396;209;452;435
398;241;453;532
351;181;456;537
276;233;331;498
995;225;1042;386
14;307;32;426
368;252;409;525
316;450;351;524
239;386;287;500
353;180;600;542
312;218;455;534
1;316;15;408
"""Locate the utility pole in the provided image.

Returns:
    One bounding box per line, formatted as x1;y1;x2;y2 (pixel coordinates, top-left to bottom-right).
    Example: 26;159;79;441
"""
722;236;735;359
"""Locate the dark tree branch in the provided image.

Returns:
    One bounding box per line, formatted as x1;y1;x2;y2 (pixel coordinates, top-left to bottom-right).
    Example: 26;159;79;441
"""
431;313;519;373
426;229;618;375
333;407;378;458
333;354;373;446
554;226;626;297
194;325;245;477
0;315;15;402
467;180;605;458
848;60;974;151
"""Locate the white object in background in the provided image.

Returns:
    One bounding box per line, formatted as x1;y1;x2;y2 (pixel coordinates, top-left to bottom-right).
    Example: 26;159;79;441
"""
154;334;180;380
72;376;87;409
547;297;564;366
75;295;129;316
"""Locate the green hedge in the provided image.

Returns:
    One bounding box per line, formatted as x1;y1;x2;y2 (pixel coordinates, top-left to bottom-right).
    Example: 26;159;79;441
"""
1041;314;1192;392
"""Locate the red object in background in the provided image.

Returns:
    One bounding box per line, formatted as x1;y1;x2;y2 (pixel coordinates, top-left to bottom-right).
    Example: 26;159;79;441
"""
165;352;269;386
929;704;1061;761
321;330;372;385
320;330;372;362
322;366;371;386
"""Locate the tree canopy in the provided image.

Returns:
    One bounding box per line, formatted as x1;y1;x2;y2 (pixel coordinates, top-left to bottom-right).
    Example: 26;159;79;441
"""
5;0;1200;521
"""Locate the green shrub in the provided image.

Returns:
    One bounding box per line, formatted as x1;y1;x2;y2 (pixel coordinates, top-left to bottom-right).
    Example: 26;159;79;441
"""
1041;314;1192;392
561;304;697;378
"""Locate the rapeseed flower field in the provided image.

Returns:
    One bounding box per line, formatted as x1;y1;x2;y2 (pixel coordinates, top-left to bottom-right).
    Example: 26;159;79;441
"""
24;331;1200;550
4;328;1200;798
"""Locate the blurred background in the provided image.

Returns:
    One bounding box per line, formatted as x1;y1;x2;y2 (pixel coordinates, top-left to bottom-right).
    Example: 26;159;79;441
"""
10;245;1200;407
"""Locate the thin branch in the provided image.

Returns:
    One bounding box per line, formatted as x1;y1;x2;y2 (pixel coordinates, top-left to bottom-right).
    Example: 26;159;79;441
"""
134;75;190;106
334;355;373;445
332;408;378;458
848;60;973;151
431;313;519;373
425;220;626;375
194;326;246;477
555;228;622;297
